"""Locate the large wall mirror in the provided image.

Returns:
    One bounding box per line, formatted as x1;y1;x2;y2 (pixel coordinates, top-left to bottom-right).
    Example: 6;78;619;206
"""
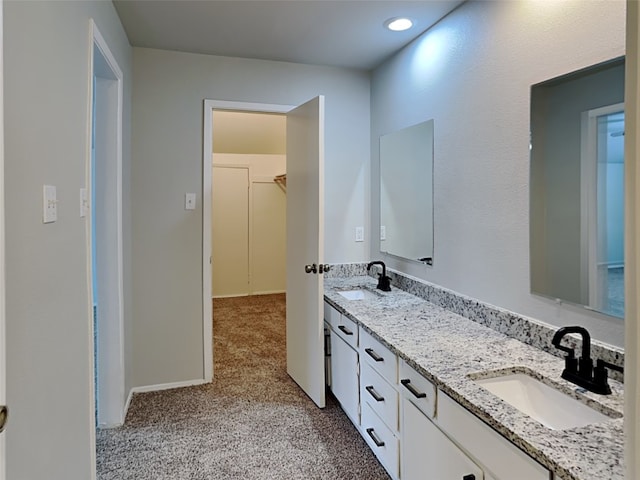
380;119;434;264
530;57;625;318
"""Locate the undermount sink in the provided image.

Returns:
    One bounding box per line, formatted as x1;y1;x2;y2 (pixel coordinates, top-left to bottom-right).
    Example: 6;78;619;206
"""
472;371;616;430
338;289;380;301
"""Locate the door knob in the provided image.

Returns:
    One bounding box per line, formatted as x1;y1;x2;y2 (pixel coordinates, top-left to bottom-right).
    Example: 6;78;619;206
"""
0;405;8;433
304;264;317;274
318;264;331;274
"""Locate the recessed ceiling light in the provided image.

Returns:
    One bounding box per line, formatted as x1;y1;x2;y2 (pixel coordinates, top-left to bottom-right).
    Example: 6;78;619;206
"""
385;17;413;32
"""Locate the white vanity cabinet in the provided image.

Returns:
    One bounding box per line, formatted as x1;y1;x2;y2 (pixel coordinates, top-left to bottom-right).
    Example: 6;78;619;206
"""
399;360;548;480
359;328;400;479
402;397;484;480
324;302;360;427
324;298;550;480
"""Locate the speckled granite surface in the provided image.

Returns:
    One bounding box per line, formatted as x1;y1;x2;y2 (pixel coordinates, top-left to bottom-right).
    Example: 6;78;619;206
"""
332;263;624;382
324;276;625;480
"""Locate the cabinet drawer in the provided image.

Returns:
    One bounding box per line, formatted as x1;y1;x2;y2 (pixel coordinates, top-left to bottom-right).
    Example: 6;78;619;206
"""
361;402;399;479
360;328;397;384
360;362;399;432
334;315;358;348
399;359;436;419
437;391;549;480
324;302;358;348
324;301;340;324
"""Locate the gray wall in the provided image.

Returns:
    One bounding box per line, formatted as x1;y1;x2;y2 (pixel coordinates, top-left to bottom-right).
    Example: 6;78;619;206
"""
4;1;132;478
131;48;370;387
370;0;626;346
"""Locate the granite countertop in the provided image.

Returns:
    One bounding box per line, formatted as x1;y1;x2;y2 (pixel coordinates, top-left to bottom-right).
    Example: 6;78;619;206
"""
324;276;625;480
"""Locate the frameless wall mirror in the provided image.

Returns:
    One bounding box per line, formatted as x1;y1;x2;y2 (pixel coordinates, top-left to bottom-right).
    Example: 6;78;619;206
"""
530;57;625;318
380;119;434;264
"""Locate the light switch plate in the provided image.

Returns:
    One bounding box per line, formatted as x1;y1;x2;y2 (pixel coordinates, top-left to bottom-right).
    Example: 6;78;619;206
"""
355;226;364;242
43;185;57;223
185;193;196;210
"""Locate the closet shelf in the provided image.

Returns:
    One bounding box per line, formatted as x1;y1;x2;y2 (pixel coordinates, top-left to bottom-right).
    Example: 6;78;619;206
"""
274;174;287;188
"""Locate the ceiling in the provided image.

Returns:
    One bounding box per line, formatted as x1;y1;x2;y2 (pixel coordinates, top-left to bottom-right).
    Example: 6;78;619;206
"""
113;0;465;70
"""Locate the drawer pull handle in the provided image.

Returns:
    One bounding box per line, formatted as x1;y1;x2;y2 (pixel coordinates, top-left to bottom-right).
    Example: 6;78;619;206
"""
365;348;384;362
338;325;353;336
366;428;385;447
365;385;385;402
401;379;427;398
462;475;476;480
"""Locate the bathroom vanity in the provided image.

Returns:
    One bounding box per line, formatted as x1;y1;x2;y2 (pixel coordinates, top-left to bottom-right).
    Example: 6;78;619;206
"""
324;275;624;480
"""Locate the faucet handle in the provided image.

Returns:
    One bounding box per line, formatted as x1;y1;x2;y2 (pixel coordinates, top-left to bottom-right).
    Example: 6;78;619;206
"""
596;359;623;374
593;359;623;395
564;355;578;375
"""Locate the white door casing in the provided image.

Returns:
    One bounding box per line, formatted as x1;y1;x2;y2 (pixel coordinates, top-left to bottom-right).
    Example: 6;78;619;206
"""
0;0;6;477
203;100;293;382
88;19;125;430
285;96;326;408
580;102;625;313
625;1;640;477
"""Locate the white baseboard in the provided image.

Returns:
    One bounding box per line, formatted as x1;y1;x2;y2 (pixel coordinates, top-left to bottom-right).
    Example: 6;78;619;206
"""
130;378;209;394
123;388;134;418
212;290;285;299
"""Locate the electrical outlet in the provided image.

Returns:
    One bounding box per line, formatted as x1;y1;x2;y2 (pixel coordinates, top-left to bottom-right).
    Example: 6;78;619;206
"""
380;225;386;241
185;193;196;210
43;185;57;223
355;226;364;242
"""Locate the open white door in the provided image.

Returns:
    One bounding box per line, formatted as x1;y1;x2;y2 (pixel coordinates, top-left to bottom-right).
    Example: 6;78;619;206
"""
0;0;6;476
286;96;326;408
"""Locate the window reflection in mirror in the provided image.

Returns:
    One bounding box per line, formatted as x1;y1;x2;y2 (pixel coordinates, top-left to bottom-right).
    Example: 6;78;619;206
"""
530;57;625;318
380;119;434;264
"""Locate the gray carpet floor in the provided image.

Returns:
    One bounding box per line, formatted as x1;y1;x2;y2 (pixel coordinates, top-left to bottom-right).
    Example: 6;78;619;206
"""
96;294;391;479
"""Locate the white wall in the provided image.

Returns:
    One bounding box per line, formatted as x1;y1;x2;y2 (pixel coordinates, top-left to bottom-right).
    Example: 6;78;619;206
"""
371;0;626;346
131;48;369;387
4;1;132;479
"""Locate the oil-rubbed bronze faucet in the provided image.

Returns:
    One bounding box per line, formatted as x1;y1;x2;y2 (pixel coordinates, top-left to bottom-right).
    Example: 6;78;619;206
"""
552;326;623;395
367;261;391;292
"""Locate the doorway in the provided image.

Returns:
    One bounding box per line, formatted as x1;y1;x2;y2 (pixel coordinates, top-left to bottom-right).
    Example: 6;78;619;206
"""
202;101;293;381
581;102;625;317
211;110;287;298
89;20;125;429
203;98;326;409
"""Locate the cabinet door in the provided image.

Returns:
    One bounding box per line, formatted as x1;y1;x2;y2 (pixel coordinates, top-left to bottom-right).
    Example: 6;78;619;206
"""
402;398;483;480
330;330;360;426
437;392;548;480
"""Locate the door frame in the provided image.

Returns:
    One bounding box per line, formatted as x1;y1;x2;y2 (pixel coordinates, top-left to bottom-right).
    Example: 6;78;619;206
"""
87;19;125;430
202;100;293;381
625;1;640;476
580;102;625;311
0;0;6;476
